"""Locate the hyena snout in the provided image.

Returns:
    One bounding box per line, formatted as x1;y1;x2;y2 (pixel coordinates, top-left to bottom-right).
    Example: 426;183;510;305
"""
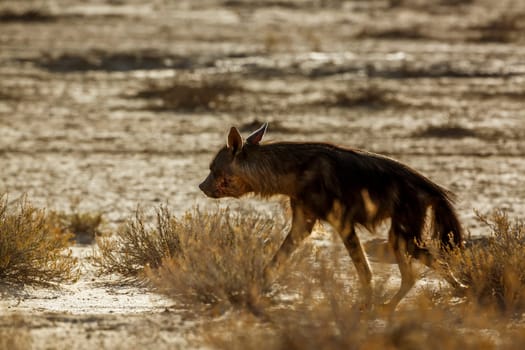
199;174;219;198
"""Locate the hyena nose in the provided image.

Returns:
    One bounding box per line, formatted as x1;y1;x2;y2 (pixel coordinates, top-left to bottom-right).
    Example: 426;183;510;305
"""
199;181;214;198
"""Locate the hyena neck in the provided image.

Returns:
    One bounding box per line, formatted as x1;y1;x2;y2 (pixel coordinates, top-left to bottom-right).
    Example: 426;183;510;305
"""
237;142;305;197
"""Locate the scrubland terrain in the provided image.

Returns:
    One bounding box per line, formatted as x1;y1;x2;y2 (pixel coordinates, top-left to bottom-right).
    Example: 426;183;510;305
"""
1;0;525;349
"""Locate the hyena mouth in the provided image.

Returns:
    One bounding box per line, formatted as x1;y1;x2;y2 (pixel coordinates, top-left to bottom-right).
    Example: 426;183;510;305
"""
198;182;216;198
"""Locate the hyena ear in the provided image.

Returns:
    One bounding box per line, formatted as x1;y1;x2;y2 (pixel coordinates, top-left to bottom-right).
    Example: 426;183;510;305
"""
246;122;268;145
227;126;243;154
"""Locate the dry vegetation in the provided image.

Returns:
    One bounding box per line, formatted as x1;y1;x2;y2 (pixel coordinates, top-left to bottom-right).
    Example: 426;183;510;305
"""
47;202;104;245
0;7;55;23
94;204;525;349
413;123;478;139
145;208;287;313
199;210;525;350
323;85;403;109
96;206;285;311
360;0;525;44
447;210;525;315
132;78;242;112
94;206;182;279
0;195;78;286
468;12;525;43
33;49;187;72
355;24;428;41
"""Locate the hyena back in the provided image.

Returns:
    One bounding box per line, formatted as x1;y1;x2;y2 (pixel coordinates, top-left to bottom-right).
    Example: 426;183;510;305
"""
199;123;464;311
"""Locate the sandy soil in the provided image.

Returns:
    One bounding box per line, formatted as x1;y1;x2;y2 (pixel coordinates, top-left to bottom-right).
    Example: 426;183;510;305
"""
1;0;525;348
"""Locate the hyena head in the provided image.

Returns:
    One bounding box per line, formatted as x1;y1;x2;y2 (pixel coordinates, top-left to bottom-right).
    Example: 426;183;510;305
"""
199;123;268;198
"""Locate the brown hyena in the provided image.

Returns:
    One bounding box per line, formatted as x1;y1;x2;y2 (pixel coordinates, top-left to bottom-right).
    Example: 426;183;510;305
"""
199;123;464;311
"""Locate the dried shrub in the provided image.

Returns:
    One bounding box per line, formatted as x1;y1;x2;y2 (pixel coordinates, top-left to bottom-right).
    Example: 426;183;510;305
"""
333;85;392;107
387;0;474;8
355;25;428;40
133;79;241;112
33;50;193;72
447;210;525;314
366;60;512;79
327;85;399;108
203;294;518;350
0;8;55;22
145;208;284;312
94;206;180;279
413;123;477;139
203;244;495;350
439;0;474;5
0;196;78;286
48;202;104;245
200;240;365;348
469;12;525;43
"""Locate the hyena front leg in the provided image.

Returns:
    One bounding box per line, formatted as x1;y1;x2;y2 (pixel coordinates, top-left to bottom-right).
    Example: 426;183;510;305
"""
327;203;373;307
383;228;415;312
341;225;373;308
263;199;316;284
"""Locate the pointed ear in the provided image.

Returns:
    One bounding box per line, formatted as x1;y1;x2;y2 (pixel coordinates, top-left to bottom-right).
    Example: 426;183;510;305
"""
246;122;268;145
227;126;243;154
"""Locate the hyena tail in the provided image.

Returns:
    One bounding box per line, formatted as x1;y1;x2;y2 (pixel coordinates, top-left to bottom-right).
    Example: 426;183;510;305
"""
432;195;464;249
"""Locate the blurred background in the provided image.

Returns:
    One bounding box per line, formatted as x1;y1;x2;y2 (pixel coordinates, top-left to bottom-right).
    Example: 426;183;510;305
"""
1;0;524;232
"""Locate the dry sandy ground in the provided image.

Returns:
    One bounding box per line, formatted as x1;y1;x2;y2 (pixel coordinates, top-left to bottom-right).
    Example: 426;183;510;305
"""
1;0;525;348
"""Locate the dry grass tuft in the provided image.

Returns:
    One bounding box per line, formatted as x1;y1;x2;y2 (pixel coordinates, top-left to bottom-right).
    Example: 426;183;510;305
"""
447;210;525;315
145;208;284;312
388;0;474;8
439;0;474;5
201;244;368;349
322;85;402;109
133;78;241;112
95;203;525;347
413;123;477;139
96;205;285;309
0;195;78;286
355;25;428;41
0;8;55;22
202;243;498;350
47;201;104;245
94;206;181;279
31;49;195;72
469;12;525;43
